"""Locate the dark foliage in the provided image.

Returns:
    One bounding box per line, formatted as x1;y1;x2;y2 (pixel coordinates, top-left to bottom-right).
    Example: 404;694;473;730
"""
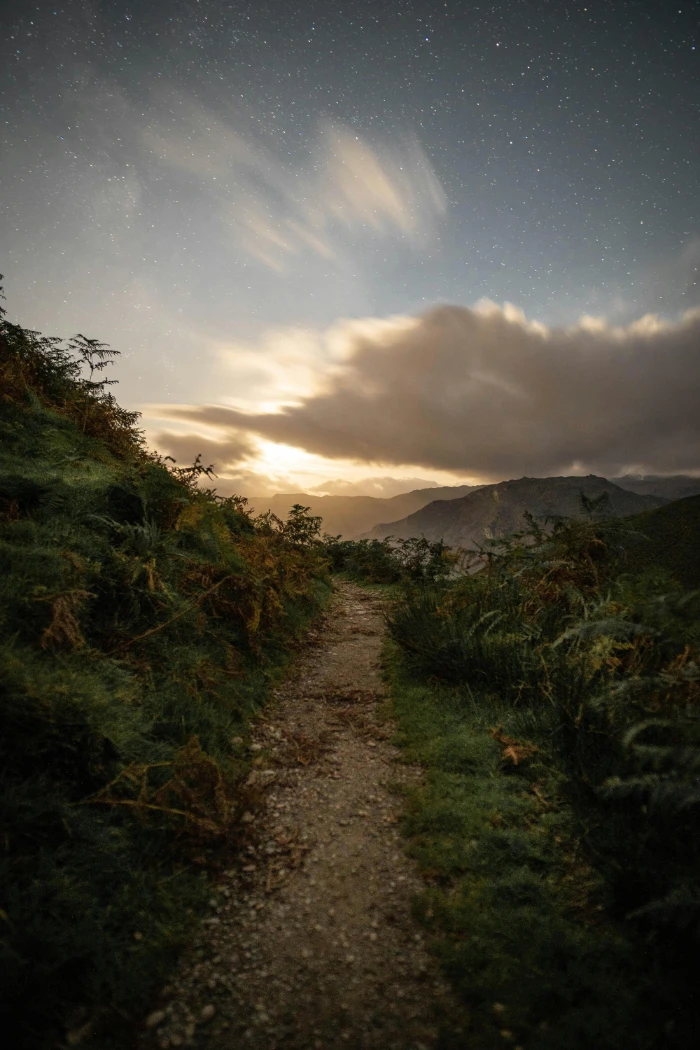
388;509;700;1044
0;280;329;1048
321;532;456;584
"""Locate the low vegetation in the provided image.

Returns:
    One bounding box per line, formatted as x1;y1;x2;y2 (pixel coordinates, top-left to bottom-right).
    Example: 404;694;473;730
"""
621;494;700;589
321;532;457;584
383;511;700;1047
3;275;699;1048
0;283;329;1048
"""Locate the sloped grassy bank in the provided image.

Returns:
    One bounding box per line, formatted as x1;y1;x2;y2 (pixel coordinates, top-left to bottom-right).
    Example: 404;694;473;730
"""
381;512;700;1048
0;286;329;1048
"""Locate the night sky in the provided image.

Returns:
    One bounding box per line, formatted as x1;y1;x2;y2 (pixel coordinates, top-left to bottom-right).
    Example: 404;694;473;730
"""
2;1;699;493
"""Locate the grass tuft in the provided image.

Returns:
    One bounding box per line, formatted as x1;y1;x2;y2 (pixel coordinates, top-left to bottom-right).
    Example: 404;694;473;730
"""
0;279;330;1047
385;506;700;1047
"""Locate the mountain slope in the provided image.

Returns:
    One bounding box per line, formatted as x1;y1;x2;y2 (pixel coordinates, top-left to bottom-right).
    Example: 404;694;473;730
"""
365;475;668;548
619;493;700;589
249;485;481;539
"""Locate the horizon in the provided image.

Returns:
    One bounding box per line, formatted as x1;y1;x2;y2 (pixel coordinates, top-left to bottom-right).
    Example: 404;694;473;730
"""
2;0;699;493
225;470;700;503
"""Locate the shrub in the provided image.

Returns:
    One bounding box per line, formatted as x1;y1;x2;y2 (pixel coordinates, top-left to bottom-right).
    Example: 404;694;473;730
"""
388;509;700;1002
0;280;329;1047
321;532;456;585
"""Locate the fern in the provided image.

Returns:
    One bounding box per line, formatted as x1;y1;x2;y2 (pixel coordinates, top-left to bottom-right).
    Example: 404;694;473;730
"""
0;279;330;1047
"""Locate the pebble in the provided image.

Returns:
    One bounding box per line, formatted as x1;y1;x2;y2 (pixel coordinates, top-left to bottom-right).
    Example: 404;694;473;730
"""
137;585;462;1048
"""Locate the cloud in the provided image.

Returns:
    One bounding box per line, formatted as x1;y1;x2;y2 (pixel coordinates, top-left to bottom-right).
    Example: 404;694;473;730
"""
152;430;254;472
315;127;446;240
211;470;307;501
143;101;446;270
153;302;700;479
309;477;440;498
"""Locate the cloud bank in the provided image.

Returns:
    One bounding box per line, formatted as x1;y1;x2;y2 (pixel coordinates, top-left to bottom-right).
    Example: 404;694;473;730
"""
310;477;441;498
152;302;700;479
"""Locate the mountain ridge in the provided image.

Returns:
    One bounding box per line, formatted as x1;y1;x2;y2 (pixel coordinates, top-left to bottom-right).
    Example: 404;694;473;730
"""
247;474;700;543
611;474;700;501
247;484;482;539
363;475;668;547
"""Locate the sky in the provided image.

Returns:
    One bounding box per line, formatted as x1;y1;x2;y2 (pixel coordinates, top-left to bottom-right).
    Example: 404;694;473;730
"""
2;0;699;496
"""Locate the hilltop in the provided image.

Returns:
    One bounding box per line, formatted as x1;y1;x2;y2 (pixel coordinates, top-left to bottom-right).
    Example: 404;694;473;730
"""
364;475;667;547
249;476;700;545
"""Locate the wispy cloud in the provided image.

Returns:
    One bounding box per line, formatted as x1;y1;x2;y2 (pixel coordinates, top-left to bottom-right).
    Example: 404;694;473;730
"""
142;99;446;270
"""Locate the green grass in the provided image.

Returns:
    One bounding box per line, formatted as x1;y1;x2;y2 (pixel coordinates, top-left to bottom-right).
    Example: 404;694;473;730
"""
620;494;700;589
0;286;331;1048
388;656;689;1049
384;506;700;1048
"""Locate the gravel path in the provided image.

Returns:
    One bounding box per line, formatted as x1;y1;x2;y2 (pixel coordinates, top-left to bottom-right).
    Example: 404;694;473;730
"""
142;581;462;1049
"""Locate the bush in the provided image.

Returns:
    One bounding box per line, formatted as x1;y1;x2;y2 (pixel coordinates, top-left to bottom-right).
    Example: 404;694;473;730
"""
321;533;456;585
0;280;329;1047
388;510;700;1040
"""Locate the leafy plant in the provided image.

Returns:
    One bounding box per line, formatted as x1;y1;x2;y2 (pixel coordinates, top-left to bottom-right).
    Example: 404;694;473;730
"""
387;507;700;1043
0;279;329;1048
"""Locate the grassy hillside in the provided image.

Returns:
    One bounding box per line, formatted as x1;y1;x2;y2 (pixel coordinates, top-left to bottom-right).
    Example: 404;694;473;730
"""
383;512;700;1047
366;475;667;545
0;285;329;1048
620;494;700;589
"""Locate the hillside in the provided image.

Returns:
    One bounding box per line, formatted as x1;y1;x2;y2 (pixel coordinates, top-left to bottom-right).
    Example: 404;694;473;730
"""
384;503;700;1047
0;292;328;1048
365;475;667;547
249;484;480;539
613;474;700;501
619;493;700;588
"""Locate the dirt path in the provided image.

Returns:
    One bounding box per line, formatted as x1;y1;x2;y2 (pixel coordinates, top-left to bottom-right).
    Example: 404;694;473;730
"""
144;581;461;1049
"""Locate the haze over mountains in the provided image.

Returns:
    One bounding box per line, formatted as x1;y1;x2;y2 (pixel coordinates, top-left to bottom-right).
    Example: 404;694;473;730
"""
249;485;481;539
308;477;443;499
611;475;700;502
249;475;700;545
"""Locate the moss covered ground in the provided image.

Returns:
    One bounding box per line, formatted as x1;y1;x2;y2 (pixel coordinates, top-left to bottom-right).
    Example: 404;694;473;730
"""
388;665;688;1049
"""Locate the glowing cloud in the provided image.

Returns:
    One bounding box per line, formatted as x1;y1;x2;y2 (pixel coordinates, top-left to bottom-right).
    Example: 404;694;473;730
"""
150;302;700;479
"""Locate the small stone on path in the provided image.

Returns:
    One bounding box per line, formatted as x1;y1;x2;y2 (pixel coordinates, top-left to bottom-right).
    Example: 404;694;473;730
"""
140;582;463;1049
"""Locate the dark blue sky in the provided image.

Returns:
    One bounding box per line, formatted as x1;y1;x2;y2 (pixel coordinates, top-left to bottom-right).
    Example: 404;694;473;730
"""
2;1;699;489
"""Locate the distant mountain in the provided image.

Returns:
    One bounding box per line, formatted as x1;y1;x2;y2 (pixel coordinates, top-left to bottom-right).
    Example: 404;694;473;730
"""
248;485;481;539
364;475;668;548
612;474;700;501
